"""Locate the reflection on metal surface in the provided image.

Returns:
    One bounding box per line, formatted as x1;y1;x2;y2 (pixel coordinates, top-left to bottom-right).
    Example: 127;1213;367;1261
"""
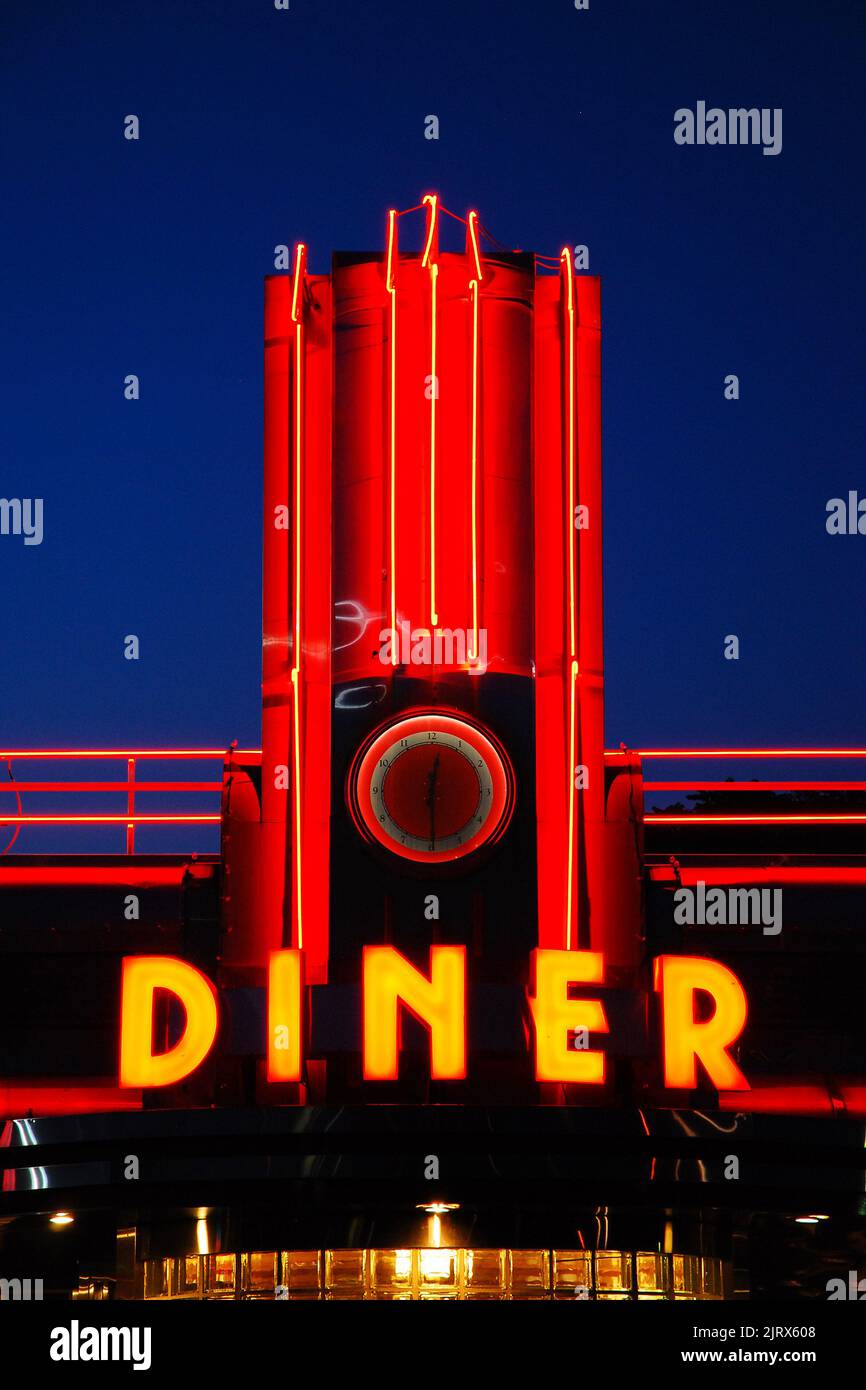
134;1248;727;1301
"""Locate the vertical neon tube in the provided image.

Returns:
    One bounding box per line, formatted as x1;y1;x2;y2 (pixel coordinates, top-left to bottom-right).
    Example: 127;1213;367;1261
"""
469;277;480;664
290;243;306;951
561;248;577;950
422;194;439;628
429;261;439;628
386;209;398;662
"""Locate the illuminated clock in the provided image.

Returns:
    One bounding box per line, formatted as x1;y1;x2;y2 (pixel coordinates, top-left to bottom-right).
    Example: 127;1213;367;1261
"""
349;711;515;863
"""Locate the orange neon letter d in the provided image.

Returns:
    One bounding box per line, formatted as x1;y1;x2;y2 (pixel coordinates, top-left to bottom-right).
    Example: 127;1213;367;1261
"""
655;955;750;1091
529;949;609;1083
363;945;466;1081
119;956;218;1088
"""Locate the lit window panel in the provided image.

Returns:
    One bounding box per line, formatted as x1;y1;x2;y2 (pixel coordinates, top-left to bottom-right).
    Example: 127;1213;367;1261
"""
594;1251;632;1293
280;1249;321;1296
701;1256;723;1299
418;1247;458;1293
205;1253;237;1297
509;1249;550;1295
175;1255;202;1298
370;1248;413;1297
553;1249;592;1295
144;1258;171;1300
244;1251;278;1296
672;1253;700;1299
464;1249;506;1296
325;1248;367;1298
636;1252;668;1296
134;1248;727;1301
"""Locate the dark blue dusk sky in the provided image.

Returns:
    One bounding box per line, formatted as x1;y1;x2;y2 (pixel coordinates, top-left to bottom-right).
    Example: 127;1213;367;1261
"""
1;0;864;785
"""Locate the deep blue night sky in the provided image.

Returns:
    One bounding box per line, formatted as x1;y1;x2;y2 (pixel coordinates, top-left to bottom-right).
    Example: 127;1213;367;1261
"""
1;0;865;849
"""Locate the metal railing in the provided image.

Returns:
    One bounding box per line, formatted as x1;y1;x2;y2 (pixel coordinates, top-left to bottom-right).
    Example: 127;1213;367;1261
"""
618;748;866;825
0;749;259;854
2;746;863;853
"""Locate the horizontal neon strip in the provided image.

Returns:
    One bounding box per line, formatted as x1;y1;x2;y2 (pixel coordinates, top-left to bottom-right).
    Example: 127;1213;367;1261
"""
0;750;255;760
0;866;211;886
644;781;866;792
620;749;866;759
718;1087;837;1115
0;815;221;825
0;1085;142;1118
0;781;223;793
646;813;866;825
648;866;866;885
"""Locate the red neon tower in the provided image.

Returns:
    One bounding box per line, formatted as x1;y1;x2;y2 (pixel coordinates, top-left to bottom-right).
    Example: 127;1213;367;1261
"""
222;197;642;1074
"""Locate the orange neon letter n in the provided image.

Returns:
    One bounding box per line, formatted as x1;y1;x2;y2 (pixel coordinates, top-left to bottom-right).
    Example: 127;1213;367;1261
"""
363;945;466;1081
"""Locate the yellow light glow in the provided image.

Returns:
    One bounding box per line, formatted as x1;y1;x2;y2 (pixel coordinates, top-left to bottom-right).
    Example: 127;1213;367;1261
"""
50;1212;74;1226
419;1248;455;1282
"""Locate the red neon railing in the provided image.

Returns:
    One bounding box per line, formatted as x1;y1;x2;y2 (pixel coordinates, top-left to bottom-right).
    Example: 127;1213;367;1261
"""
611;748;866;826
0;749;258;854
2;747;863;850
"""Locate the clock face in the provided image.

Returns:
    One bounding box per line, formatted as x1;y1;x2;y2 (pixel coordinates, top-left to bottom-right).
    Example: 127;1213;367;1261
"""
349;712;514;863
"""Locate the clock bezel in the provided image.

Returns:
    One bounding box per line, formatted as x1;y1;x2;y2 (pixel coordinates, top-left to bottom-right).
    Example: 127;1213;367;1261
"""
347;710;515;864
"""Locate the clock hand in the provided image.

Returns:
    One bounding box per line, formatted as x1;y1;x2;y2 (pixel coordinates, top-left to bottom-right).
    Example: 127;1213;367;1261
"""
424;752;440;844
